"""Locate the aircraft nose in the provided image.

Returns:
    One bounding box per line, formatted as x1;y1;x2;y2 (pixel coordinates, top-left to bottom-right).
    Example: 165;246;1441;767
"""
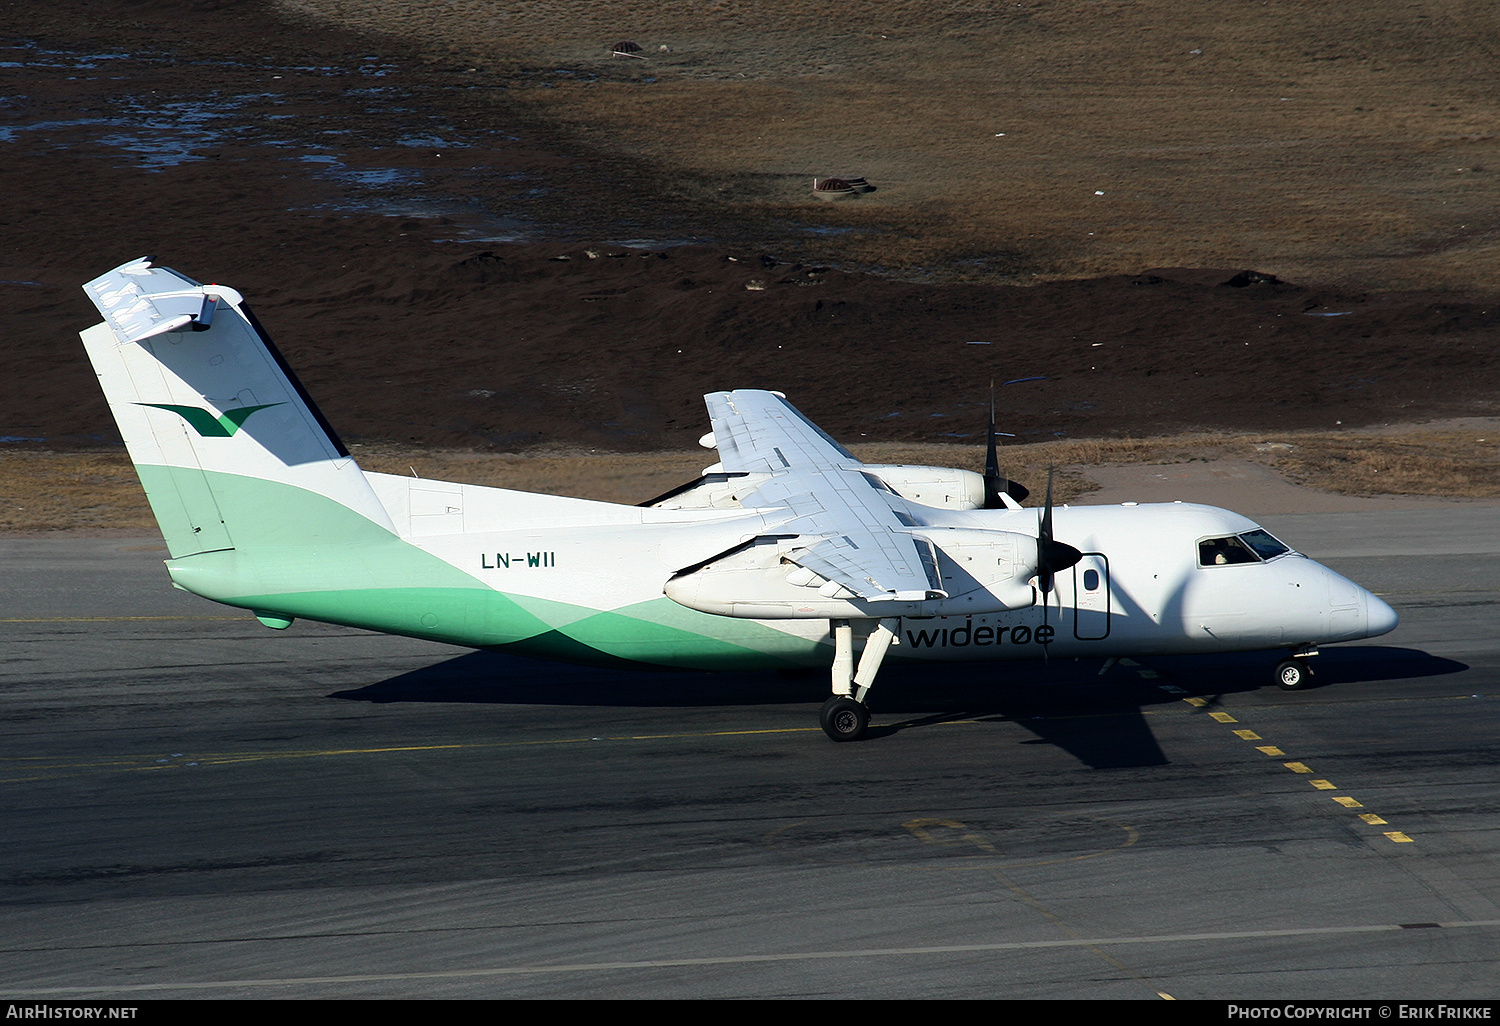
1365;589;1399;638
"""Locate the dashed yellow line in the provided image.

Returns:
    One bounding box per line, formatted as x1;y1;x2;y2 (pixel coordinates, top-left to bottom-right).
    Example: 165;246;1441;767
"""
1174;692;1411;845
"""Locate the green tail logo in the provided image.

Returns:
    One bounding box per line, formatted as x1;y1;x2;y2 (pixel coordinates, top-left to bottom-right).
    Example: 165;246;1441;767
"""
138;403;286;437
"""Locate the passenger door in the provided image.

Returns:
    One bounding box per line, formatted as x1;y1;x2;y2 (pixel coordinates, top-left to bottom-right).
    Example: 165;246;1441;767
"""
1073;553;1111;640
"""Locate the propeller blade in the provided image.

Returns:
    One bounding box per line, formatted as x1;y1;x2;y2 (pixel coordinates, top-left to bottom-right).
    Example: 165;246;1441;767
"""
1033;465;1080;662
982;383;1030;507
983;385;1005;508
1036;467;1055;648
1035;466;1082;596
1038;466;1055;592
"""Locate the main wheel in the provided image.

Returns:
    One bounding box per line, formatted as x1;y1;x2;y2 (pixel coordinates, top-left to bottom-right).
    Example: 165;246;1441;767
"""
819;696;869;742
1275;658;1310;691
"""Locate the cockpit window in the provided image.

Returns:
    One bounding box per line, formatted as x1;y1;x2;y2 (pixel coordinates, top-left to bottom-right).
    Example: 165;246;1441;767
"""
1198;530;1293;567
1198;535;1260;566
1238;529;1290;560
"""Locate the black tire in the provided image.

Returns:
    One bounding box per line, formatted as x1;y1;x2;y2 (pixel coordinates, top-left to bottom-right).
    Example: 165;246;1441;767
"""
820;696;869;742
1275;658;1310;691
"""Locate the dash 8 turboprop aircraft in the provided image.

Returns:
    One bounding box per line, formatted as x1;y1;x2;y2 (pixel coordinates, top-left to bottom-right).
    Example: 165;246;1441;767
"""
79;258;1398;740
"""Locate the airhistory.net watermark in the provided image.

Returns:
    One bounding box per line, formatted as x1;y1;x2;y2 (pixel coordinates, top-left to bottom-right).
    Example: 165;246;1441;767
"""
6;1008;137;1020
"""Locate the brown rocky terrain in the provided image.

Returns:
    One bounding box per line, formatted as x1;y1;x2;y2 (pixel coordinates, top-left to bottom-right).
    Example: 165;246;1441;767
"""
1;1;1496;522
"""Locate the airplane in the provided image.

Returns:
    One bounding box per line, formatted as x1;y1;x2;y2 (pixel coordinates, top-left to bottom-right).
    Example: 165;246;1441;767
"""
78;257;1399;741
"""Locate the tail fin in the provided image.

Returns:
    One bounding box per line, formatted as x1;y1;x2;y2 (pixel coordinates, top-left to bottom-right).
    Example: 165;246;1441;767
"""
80;257;396;558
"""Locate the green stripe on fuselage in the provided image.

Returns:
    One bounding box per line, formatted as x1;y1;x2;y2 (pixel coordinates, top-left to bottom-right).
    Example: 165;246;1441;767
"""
510;594;820;669
138;465;823;670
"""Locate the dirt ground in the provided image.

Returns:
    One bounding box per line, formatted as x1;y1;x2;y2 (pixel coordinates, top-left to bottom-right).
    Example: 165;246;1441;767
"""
279;0;1500;292
1;1;1497;522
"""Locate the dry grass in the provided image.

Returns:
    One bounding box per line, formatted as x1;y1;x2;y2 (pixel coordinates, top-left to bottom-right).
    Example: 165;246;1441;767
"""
0;452;162;533
6;425;1494;533
930;428;1500;503
353;446;713;506
1263;432;1500;498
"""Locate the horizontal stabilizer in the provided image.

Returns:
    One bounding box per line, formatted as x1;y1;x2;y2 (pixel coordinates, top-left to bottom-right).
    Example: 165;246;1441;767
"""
84;258;244;344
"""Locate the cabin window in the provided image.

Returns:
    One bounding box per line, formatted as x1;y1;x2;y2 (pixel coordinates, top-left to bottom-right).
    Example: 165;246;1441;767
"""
1238;529;1290;560
1082;568;1100;591
1198;535;1259;566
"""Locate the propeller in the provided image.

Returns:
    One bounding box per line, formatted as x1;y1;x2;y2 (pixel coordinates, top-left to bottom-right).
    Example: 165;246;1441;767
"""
978;384;1074;618
977;384;1078;621
1035;465;1083;630
982;383;1029;508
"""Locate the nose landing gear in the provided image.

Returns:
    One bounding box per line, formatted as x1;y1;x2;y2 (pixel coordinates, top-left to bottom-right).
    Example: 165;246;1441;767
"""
1274;647;1319;691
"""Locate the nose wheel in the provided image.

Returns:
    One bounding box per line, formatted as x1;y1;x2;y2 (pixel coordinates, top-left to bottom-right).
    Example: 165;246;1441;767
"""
1275;657;1312;690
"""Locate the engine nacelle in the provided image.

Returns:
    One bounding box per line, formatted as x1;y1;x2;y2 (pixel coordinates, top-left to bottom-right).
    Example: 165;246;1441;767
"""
644;472;773;510
861;465;987;510
919;526;1040;611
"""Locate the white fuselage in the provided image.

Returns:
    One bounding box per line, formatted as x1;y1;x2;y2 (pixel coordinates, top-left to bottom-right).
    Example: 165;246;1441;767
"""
393;486;1396;667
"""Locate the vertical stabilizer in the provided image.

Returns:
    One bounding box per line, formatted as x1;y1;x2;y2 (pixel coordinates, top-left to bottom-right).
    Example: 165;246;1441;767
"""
80;257;395;558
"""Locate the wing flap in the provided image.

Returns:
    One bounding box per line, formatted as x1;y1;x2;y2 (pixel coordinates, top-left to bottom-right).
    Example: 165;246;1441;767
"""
790;533;945;602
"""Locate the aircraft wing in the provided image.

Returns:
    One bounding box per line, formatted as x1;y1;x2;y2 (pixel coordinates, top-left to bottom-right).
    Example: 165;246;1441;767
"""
704;389;861;473
701;390;944;602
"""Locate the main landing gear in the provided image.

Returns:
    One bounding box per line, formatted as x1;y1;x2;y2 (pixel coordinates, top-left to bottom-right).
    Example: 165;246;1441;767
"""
819;617;899;741
1274;647;1319;691
819;696;869;741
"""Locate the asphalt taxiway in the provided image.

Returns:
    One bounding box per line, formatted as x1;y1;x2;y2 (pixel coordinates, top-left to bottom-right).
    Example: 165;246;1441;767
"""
1;507;1497;999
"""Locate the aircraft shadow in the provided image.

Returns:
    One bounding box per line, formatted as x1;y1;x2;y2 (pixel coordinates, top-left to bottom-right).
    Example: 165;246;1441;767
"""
330;645;1467;770
332;651;827;707
866;664;1182;767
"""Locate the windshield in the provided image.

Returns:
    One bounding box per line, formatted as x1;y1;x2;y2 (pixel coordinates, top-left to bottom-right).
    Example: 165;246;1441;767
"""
1198;529;1293;567
1238;529;1291;560
1199;536;1258;566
